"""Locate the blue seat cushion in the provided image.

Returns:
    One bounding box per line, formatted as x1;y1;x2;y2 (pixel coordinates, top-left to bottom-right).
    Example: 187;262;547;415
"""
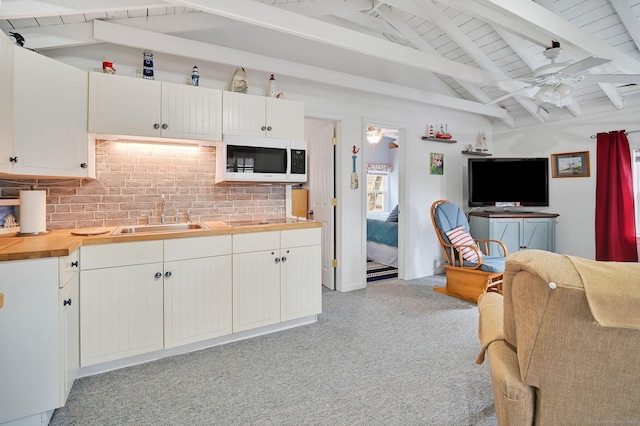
454;255;505;273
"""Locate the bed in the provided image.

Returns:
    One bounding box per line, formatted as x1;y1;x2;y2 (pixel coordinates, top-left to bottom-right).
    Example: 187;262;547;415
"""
366;208;398;268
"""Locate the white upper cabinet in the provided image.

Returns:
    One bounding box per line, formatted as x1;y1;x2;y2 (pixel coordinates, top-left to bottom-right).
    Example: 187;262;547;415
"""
0;33;14;175
88;72;161;138
88;72;222;144
0;43;93;179
222;91;304;140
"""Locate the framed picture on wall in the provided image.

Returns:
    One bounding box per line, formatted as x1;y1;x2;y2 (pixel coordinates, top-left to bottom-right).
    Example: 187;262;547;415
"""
551;151;590;178
430;153;444;175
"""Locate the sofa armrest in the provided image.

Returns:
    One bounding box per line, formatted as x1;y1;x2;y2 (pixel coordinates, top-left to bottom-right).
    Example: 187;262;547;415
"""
476;292;505;364
477;292;535;426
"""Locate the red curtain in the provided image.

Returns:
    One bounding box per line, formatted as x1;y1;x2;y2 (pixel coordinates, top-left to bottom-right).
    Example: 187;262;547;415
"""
595;131;638;262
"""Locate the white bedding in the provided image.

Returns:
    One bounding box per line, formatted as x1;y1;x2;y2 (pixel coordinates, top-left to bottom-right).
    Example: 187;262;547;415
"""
367;240;398;268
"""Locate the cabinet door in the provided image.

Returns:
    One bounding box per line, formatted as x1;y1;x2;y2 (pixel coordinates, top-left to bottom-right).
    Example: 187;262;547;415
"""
232;250;281;332
265;97;305;139
164;256;232;348
0;258;59;424
281;244;322;321
59;273;79;406
0;34;14;174
88;72;162;138
222;91;266;137
80;263;164;366
161;83;222;143
492;218;523;255
523;218;553;251
13;48;90;177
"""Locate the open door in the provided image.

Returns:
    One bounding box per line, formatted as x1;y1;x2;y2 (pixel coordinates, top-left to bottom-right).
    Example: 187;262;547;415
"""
306;118;336;290
364;124;400;283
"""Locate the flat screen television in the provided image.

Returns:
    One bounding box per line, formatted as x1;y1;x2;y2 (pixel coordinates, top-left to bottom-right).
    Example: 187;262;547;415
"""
468;157;549;208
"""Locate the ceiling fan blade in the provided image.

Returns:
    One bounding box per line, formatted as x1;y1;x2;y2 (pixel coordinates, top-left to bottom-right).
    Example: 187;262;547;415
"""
581;74;640;84
559;57;611;75
485;86;538;105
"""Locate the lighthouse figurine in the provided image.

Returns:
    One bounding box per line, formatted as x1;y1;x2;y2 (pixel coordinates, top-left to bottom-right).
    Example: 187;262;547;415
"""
191;66;200;86
269;74;277;97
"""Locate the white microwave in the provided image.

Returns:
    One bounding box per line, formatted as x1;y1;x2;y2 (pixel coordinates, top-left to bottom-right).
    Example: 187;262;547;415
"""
215;135;307;184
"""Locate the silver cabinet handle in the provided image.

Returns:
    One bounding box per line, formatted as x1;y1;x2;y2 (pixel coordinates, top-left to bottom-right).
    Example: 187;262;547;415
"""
154;123;160;129
154;272;162;279
165;271;172;278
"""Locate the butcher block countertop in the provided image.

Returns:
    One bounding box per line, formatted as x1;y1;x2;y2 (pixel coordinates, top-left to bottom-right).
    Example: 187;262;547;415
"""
0;220;322;262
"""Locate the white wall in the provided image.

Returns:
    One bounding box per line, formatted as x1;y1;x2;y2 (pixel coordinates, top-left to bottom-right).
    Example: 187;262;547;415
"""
493;102;640;259
46;43;494;291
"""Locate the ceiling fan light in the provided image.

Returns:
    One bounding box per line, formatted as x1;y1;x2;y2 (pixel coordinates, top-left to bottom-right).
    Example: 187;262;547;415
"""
366;126;382;144
556;83;572;98
535;84;555;101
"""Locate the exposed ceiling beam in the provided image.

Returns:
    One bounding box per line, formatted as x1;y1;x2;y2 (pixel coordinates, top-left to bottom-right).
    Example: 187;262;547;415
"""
270;0;374;18
376;3;515;127
373;6;461;97
164;0;528;93
93;20;511;119
332;10;405;40
0;0;170;19
439;0;632;110
608;0;640;54
0;11;235;50
389;0;524;124
474;0;640;74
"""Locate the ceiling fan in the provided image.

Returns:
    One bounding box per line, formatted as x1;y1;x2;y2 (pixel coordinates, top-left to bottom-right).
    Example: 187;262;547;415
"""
488;41;640;106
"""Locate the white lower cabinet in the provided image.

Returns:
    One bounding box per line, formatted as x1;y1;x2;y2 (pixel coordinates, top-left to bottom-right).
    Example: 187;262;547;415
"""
0;253;80;426
59;252;80;406
80;236;233;365
280;246;321;320
80;240;164;366
80;262;165;366
232;245;282;332
163;236;232;348
233;228;322;333
78;229;320;369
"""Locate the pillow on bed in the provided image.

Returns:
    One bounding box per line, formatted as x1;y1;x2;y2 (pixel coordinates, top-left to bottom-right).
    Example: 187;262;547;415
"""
386;205;399;222
445;225;480;263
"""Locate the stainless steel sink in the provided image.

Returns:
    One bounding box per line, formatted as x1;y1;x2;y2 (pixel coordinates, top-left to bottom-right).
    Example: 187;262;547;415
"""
224;218;289;227
111;222;209;235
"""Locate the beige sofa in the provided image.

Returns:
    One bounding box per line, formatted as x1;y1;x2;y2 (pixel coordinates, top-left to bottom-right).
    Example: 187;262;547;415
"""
476;249;640;425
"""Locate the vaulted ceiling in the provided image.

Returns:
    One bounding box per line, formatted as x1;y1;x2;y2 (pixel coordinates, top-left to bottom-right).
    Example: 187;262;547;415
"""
1;0;640;130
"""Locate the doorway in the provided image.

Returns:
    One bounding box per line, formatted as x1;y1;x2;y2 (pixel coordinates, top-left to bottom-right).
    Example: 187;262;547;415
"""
304;118;337;290
364;124;400;282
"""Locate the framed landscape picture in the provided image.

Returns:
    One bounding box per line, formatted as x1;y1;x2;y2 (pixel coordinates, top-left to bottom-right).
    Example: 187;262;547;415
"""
551;151;590;178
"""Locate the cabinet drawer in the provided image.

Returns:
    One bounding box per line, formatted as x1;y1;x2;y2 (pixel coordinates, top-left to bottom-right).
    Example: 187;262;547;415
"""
59;249;80;288
281;228;321;248
233;231;279;253
164;235;231;261
80;241;163;270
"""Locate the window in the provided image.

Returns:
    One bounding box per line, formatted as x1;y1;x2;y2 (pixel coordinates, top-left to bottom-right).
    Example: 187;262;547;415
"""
367;172;389;212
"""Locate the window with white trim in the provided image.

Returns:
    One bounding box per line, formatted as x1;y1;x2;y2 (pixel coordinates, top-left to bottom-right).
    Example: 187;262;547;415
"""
367;163;392;213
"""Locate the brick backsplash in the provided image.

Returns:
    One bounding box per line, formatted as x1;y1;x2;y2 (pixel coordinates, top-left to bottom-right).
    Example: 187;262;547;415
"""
0;141;285;230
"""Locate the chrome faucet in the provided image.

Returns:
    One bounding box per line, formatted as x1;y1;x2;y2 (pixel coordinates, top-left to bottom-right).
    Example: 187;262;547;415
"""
161;194;166;224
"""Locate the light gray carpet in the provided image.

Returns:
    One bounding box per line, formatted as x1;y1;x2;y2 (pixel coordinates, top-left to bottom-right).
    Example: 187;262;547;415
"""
51;276;497;426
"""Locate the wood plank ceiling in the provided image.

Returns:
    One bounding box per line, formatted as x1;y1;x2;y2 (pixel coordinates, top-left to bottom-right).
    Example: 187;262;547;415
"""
1;0;639;130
